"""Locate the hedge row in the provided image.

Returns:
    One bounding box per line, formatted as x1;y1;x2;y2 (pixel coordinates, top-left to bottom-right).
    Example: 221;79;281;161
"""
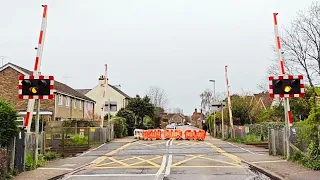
245;122;285;139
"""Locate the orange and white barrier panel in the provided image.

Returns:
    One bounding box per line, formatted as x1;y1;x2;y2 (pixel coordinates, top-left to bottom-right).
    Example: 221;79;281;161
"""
184;129;206;141
140;129;206;141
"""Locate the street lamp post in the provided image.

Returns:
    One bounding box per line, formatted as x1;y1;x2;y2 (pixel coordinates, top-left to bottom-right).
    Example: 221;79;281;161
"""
209;80;216;137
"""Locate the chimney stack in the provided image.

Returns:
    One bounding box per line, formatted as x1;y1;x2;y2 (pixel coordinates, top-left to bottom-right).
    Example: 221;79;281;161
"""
99;75;105;86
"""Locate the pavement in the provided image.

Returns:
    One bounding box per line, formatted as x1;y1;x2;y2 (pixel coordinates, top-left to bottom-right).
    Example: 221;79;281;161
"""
13;126;320;180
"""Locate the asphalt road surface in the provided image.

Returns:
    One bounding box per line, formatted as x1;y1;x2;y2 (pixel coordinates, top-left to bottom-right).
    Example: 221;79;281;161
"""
60;126;265;180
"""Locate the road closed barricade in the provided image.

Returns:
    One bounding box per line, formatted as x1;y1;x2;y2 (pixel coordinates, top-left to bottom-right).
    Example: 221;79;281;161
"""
184;130;195;140
196;130;206;141
134;129;144;139
183;129;206;141
142;129;163;140
164;129;183;140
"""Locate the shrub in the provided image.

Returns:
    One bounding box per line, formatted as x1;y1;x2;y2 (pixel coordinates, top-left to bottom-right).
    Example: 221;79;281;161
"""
0;99;19;147
72;134;88;146
245;122;285;139
110;117;127;138
44;152;59;161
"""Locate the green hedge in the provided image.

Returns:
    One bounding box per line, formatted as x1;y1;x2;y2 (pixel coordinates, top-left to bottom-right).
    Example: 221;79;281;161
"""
245;122;285;139
110;117;128;138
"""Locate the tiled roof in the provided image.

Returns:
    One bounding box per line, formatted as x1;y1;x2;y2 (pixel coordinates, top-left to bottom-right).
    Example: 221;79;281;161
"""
76;85;131;99
75;89;92;95
109;85;131;99
3;63;95;102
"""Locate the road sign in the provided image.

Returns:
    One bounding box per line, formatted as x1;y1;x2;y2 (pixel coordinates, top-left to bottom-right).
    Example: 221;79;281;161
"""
211;102;226;109
18;75;54;99
269;75;305;98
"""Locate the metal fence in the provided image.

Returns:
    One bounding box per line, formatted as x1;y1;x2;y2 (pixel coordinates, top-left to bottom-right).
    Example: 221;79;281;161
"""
45;126;114;157
268;126;320;156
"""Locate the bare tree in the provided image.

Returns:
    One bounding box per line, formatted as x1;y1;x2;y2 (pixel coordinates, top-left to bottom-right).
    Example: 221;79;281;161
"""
200;89;214;114
145;85;170;109
173;107;184;114
258;2;320;90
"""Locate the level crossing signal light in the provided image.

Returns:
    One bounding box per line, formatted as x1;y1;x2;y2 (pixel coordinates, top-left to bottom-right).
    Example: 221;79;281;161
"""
269;75;305;98
18;75;54;99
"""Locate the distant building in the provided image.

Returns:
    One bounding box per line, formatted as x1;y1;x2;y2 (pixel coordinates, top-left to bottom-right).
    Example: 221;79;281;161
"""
76;75;131;117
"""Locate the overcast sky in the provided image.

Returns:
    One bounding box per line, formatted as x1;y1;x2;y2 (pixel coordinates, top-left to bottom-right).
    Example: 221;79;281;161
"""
0;0;314;114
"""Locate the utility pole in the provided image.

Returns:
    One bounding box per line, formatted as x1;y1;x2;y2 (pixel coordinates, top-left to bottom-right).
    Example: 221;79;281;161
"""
225;65;234;138
209;80;216;137
273;13;292;159
34;99;40;163
221;102;224;139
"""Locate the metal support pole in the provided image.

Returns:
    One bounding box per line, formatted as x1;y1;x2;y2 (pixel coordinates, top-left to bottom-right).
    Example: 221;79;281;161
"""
34;99;40;164
273;13;292;159
221;104;224;139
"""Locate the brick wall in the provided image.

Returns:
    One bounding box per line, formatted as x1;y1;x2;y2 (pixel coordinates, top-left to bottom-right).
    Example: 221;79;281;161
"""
0;67;54;111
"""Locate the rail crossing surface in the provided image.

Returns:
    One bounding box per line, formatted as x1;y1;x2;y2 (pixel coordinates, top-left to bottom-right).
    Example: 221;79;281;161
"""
60;126;261;180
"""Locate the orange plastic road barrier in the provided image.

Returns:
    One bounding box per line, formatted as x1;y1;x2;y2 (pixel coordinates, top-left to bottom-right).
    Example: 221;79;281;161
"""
155;129;162;140
174;129;183;140
184;130;194;140
164;129;172;140
142;130;149;140
148;129;157;140
196;130;206;141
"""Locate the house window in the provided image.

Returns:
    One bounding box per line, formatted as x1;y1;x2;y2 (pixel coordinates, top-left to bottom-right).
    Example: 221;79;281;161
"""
58;95;63;105
66;97;70;107
79;100;82;109
74;100;77;109
104;101;117;112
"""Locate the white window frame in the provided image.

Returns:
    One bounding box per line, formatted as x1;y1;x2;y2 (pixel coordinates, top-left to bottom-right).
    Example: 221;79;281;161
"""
74;100;77;109
58;95;63;105
79;100;82;109
66;97;70;107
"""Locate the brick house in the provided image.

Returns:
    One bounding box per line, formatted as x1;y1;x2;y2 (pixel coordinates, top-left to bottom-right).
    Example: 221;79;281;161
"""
0;63;95;122
191;108;205;126
160;113;185;124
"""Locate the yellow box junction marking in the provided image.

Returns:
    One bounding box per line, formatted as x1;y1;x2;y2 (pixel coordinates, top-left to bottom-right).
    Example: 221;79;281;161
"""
136;142;167;147
94;155;162;169
90;142;134;165
170;154;242;168
205;142;241;163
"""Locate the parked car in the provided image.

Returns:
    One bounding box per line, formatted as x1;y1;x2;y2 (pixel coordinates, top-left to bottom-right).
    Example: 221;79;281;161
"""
166;124;176;129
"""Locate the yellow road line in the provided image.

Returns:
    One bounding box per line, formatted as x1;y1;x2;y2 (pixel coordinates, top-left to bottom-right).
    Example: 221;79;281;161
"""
96;157;136;167
129;156;162;166
171;155;204;167
92;166;159;169
196;155;242;167
108;157;130;167
90;142;135;165
206;142;241;163
134;156;160;167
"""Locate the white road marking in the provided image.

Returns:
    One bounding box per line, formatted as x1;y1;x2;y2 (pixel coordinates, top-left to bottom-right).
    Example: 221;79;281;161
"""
79;143;105;157
37;167;74;171
164;154;172;176
251;160;287;164
155;140;170;179
69;174;155;177
227;142;256;154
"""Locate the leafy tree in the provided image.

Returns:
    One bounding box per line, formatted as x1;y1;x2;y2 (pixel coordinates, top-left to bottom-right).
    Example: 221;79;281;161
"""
126;95;155;125
0;99;19;147
116;108;135;126
153;107;163;128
